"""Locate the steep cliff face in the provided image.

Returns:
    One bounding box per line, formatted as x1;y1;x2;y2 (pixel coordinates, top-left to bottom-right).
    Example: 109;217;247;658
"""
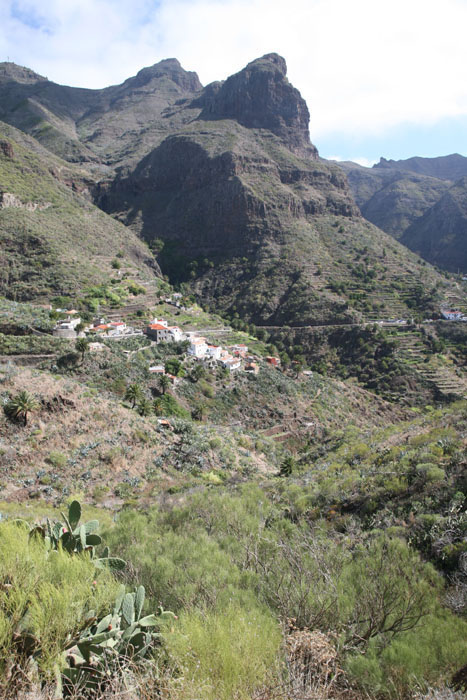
99;124;354;265
98;56;442;325
197;54;316;158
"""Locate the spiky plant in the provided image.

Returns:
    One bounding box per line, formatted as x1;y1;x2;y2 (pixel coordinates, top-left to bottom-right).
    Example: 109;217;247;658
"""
157;374;170;395
4;390;39;426
125;383;142;408
137;397;153;417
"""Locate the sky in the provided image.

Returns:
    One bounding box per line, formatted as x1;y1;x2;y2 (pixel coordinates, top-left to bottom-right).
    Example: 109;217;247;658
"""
1;0;467;164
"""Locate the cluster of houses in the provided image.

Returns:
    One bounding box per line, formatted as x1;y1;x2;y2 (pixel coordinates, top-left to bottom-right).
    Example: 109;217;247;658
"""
53;311;142;339
52;311;282;374
145;317;267;373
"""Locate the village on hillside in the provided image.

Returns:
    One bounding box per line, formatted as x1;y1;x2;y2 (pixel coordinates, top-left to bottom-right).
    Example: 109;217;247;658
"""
51;307;282;378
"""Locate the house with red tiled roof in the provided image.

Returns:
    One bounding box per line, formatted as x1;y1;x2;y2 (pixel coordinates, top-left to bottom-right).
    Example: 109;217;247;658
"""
146;319;186;343
441;309;463;320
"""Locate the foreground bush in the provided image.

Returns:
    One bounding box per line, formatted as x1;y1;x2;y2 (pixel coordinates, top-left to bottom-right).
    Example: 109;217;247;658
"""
162;604;282;700
0;521;119;686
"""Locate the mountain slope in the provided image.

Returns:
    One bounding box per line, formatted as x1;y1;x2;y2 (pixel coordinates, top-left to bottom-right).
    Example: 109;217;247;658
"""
375;153;467;180
340;155;467;270
401;176;467;272
97;55;449;325
0;55;457;320
0;121;159;300
0;59;203;168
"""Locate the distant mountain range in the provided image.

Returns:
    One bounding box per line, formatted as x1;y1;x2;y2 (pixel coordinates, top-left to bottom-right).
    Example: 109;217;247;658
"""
0;56;462;322
339;154;467;272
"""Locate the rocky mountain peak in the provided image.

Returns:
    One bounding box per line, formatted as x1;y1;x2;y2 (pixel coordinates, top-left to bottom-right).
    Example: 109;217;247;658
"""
0;62;46;84
198;53;318;158
245;52;288;76
129;58;202;93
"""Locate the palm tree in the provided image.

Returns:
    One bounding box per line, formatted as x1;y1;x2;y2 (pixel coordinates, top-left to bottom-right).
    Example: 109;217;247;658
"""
153;398;163;416
4;391;39;426
191;364;206;383
191;403;205;421
137;398;153;417
157;374;170;395
75;337;89;363
125;383;142;408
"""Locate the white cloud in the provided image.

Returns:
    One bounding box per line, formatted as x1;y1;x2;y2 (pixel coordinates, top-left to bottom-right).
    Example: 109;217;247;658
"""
1;0;467;142
322;155;378;167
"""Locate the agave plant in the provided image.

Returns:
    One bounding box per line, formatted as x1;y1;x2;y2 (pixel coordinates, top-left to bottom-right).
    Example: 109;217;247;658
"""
61;585;176;693
28;500;125;571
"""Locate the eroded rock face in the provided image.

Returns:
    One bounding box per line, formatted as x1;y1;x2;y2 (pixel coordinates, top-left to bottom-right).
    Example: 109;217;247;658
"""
197;54;317;158
0;140;14;158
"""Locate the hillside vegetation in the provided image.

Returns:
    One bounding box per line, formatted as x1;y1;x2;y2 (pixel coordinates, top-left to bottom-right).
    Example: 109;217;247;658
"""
0;55;466;700
0;122;158;300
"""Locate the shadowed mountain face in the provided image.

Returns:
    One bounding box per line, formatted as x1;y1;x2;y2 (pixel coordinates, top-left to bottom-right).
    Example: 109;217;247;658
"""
0;55;454;320
401;177;467;273
340;155;467;271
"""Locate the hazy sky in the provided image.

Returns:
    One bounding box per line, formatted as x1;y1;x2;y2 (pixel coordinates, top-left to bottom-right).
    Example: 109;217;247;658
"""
1;0;467;164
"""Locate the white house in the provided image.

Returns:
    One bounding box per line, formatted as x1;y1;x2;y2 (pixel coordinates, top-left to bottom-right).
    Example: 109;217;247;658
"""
167;325;185;342
55;316;81;331
188;337;209;357
107;321;127;336
441;309;463;320
205;344;222;360
219;351;241;372
53;315;82;338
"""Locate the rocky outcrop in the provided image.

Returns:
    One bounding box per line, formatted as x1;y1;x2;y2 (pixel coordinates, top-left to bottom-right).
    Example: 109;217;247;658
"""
0;192;51;211
0;140;14;158
126;58;202;93
197;54;317;158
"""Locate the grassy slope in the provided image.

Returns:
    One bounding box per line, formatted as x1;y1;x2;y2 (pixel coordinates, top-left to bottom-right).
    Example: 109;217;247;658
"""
0;122;159;300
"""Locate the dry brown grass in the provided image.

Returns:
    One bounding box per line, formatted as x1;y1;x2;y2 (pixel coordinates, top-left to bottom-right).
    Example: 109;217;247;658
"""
0;367;169;504
0;366;279;508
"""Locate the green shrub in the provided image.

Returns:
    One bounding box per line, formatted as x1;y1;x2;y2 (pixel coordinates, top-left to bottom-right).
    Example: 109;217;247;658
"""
163;604;281;700
0;521;119;681
46;450;67;468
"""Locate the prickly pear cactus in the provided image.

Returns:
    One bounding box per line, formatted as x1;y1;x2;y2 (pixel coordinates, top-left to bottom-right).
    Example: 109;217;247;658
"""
62;585;176;693
28;501;126;571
